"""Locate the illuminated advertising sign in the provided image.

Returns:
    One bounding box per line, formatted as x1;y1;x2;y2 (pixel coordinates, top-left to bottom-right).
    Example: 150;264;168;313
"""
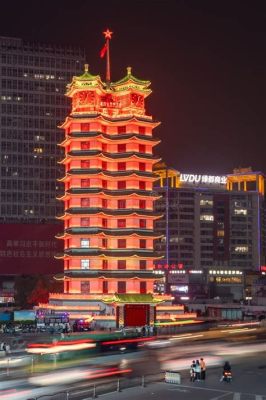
180;174;227;185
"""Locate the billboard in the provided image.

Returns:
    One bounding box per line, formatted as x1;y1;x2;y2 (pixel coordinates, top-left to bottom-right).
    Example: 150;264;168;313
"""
14;310;36;322
0;223;63;275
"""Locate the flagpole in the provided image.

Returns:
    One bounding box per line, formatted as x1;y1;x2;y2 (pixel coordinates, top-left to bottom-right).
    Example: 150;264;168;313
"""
106;37;110;85
103;29;113;87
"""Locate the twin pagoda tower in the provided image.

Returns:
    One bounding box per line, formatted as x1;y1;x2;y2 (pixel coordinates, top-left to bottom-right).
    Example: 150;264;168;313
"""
48;62;173;327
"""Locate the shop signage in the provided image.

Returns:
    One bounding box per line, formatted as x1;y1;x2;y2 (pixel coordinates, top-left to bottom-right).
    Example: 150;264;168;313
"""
180;174;227;185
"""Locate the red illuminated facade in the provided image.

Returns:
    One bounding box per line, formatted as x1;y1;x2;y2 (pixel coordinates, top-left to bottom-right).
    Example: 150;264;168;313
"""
42;62;175;327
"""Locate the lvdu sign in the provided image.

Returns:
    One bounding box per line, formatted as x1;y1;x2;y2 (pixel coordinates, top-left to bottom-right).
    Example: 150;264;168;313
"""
180;174;227;185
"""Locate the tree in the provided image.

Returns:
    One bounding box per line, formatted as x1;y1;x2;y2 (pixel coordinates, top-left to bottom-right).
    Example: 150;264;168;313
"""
14;275;63;308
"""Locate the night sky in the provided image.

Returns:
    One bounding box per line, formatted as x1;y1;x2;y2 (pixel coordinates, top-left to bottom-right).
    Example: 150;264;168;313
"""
0;0;265;174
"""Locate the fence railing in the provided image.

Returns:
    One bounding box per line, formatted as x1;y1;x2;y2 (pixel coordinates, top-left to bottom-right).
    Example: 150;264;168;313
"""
26;372;165;400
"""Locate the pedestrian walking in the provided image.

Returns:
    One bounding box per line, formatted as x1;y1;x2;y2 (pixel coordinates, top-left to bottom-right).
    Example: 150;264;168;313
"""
190;360;196;382
200;357;206;380
195;360;201;381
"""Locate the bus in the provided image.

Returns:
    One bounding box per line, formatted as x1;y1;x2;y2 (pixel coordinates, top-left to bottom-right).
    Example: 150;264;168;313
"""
26;330;155;368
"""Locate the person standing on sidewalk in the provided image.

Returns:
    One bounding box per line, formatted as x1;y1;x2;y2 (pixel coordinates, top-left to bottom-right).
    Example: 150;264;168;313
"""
200;357;206;380
195;360;201;381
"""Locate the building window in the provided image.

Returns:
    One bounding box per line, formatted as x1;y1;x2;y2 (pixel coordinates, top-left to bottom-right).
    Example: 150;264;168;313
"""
234;209;247;216
139;144;146;153
118;200;126;209
102;180;107;189
140;282;147;294
102;238;107;248
118;126;126;134
80;281;90;293
103;281;108;294
81;198;90;207
81;218;90;226
139;200;146;209
200;215;214;221
139;219;146;228
81;179;90;187
139;181;146;190
81;259;90;269
81;142;90;150
81;238;90;248
118;260;126;269
81;160;90;168
234;246;248;253
118;144;126;152
140;239;146;249
118;162;126;171
102;161;107;170
102;218;108;228
117;281;126;293
118;181;126;189
102;198;107;208
139;162;146;171
81;123;90;131
118;219;126;228
139;126;146;135
118;239;126;248
139;260;146;270
102;260;108;269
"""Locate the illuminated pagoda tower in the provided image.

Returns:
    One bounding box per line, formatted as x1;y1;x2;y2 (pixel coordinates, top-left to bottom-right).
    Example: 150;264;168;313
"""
41;31;188;328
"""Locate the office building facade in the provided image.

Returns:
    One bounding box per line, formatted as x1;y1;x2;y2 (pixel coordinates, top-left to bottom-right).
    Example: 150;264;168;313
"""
0;36;86;222
154;167;266;300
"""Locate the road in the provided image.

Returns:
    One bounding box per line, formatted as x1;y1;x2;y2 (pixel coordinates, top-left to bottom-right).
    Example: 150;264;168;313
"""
0;325;265;399
96;355;266;400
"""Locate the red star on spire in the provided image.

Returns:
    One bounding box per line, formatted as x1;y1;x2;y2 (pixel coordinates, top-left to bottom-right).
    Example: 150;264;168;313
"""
103;29;113;40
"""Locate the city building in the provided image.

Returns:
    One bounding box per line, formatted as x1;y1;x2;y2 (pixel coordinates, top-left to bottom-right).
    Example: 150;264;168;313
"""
0;36;85;304
0;36;85;222
37;59;171;327
154;166;266;301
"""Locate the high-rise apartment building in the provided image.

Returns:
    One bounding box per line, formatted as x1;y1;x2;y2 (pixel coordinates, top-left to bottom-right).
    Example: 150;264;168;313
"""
0;36;86;222
0;37;85;304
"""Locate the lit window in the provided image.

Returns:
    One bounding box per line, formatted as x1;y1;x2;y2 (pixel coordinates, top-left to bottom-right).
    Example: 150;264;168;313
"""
118;181;126;189
140;260;146;270
200;215;214;221
200;199;213;206
234;209;247;216
140;282;147;294
81;218;90;226
234;246;248;253
118;260;126;269
139;144;146;153
118;239;126;248
81;179;90;187
118;219;126;228
117;281;126;293
81;259;90;269
139;219;146;228
81;239;90;248
140;239;146;248
139;200;146;209
217;230;224;237
139;162;146;171
118;144;126;152
118;200;126;209
81;198;90;207
118;162;126;171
